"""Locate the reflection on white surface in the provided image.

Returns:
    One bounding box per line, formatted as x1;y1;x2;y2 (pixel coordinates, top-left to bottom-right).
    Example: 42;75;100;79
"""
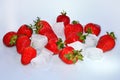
0;0;120;80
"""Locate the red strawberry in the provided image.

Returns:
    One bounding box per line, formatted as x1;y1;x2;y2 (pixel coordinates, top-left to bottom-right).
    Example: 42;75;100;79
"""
21;46;37;65
59;46;83;64
34;17;58;40
65;32;87;44
45;38;64;54
3;31;17;47
96;32;116;52
17;24;33;38
56;11;70;26
16;35;31;54
64;20;83;39
84;23;101;36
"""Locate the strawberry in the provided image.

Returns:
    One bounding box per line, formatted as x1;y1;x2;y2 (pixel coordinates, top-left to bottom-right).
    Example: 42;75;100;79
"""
59;46;83;64
65;32;87;44
96;32;116;52
21;46;37;65
34;17;58;40
84;23;101;36
3;31;17;47
56;11;70;26
45;38;65;54
17;24;33;38
64;20;83;39
16;35;31;54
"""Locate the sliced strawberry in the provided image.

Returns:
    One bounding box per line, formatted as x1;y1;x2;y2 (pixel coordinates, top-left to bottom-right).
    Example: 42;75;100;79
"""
96;32;116;52
16;35;31;54
84;23;101;36
56;11;70;26
21;46;37;65
3;31;17;47
59;46;83;64
17;24;33;38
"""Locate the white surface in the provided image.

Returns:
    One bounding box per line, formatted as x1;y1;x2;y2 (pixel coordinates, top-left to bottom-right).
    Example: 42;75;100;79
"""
0;0;120;80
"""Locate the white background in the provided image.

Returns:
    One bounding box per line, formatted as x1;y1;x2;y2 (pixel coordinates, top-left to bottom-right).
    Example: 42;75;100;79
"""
0;0;120;80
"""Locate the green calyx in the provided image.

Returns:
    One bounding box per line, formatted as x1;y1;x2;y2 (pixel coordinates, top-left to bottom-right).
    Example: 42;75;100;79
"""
56;38;65;50
65;49;83;64
86;27;92;34
107;32;116;39
77;32;88;43
33;17;43;33
72;20;79;24
61;10;67;15
10;35;18;45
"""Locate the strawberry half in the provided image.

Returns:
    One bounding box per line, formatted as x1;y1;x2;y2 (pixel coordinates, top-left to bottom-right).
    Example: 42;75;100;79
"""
16;35;31;54
17;24;33;38
56;11;70;26
21;46;37;65
84;23;101;36
96;32;116;52
3;31;17;47
59;46;83;64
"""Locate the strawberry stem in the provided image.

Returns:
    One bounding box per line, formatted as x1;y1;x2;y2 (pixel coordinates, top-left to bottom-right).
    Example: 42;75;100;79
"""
56;38;65;50
72;20;79;24
61;10;67;15
107;32;116;39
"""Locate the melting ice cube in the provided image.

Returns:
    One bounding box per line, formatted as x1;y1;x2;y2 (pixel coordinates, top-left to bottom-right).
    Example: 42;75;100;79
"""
85;34;98;47
31;34;48;51
84;47;103;60
52;22;65;41
31;48;53;67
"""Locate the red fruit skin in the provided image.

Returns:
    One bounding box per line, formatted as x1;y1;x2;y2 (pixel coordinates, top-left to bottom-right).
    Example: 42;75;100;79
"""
45;38;60;54
36;20;58;40
56;13;70;26
17;24;33;38
65;32;84;45
96;35;115;52
16;35;31;54
59;46;77;64
64;22;83;39
84;23;101;36
21;46;37;65
3;31;17;47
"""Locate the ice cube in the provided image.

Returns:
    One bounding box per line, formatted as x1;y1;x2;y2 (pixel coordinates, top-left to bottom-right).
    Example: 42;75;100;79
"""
31;34;48;51
52;22;65;41
85;34;98;47
84;47;103;60
67;41;86;51
31;48;53;67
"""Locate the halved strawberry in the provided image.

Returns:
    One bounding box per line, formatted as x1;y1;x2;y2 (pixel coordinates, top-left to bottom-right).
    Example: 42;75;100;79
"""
59;46;83;64
96;32;116;52
3;31;17;47
17;24;33;38
21;46;37;65
16;35;31;54
56;11;70;26
84;23;101;36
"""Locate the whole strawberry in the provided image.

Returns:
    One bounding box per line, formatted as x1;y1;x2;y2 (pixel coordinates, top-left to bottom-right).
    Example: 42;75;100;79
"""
96;32;116;52
16;35;31;54
59;46;83;64
34;17;58;40
45;38;64;54
3;31;17;47
64;20;83;39
21;46;37;65
56;11;70;26
84;23;101;36
17;24;33;38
